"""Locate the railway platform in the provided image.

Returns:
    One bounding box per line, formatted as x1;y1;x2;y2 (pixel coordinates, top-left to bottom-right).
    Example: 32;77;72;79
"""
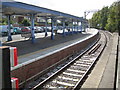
3;29;99;86
117;36;120;90
81;32;119;89
3;29;97;65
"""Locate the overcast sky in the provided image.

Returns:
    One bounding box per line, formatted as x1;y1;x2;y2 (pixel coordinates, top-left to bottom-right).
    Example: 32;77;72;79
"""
14;0;117;19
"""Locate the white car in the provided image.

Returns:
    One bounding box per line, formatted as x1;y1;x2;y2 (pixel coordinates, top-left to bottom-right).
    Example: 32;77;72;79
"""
0;25;14;36
35;26;44;33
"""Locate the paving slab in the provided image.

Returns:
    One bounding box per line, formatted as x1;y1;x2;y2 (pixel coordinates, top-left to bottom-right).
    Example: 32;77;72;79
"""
81;32;118;89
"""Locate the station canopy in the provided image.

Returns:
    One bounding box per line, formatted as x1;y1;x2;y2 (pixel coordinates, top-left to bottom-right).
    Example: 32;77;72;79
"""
1;0;84;22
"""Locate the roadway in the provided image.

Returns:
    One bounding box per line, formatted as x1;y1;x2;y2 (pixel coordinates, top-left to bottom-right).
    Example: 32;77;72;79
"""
1;32;51;43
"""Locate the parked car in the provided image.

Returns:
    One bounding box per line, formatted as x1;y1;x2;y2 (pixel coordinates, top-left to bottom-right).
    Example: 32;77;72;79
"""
58;26;63;30
53;26;58;30
47;26;52;32
21;27;31;32
21;27;31;38
0;25;14;36
13;27;21;34
35;26;44;33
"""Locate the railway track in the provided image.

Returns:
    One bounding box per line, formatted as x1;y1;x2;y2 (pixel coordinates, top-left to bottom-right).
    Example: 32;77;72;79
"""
26;31;107;90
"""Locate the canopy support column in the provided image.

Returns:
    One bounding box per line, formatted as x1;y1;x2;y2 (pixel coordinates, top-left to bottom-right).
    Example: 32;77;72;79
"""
74;22;77;34
77;21;79;33
67;22;70;35
72;20;74;34
51;17;54;40
30;14;35;43
62;19;66;37
81;21;83;32
83;21;86;32
7;15;12;41
0;42;1;46
45;18;48;37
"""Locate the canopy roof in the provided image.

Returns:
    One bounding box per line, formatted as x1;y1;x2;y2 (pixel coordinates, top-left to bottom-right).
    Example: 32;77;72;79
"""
1;1;84;22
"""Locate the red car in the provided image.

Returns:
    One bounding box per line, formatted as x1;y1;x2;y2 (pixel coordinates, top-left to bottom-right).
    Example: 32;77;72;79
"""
21;27;31;32
21;27;31;38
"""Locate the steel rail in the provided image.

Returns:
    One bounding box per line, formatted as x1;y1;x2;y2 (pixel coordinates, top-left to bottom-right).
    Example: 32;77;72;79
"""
31;32;106;90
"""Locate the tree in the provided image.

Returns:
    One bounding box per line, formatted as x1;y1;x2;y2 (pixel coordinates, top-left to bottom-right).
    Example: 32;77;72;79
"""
89;6;109;30
105;1;119;32
21;19;30;26
89;1;120;32
0;18;7;25
0;16;14;25
90;11;101;29
118;1;120;35
100;7;109;30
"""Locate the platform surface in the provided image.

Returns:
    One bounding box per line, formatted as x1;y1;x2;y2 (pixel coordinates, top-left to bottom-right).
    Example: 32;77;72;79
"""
81;32;118;89
117;36;120;90
3;29;97;64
